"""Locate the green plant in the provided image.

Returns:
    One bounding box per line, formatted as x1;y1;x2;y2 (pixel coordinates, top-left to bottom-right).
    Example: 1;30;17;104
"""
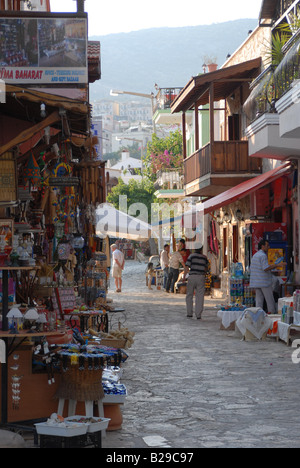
265;32;289;67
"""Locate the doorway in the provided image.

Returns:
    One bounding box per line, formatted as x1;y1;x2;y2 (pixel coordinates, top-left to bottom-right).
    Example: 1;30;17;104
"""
228;114;240;141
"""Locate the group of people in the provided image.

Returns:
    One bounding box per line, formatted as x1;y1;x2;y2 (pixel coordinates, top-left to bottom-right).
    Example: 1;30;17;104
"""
111;237;284;319
111;239;209;320
159;239;209;320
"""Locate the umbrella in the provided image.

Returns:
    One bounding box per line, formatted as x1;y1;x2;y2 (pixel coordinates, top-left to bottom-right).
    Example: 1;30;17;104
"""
96;203;156;241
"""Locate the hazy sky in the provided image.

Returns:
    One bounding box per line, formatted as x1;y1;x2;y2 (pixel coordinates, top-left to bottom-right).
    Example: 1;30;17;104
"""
50;0;263;36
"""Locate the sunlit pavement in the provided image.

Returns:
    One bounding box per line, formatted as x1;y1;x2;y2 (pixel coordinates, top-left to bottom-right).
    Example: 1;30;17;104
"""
103;261;300;449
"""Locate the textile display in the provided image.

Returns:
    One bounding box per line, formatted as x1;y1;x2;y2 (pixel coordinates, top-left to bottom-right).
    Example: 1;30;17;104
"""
217;310;244;329
236;307;273;340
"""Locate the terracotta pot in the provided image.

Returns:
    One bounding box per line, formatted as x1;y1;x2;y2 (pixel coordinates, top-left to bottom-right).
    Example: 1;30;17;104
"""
207;63;218;72
103;404;123;431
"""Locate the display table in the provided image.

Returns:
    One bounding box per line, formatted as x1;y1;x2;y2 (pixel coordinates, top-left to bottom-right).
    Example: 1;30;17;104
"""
0;331;64;338
1;266;53;427
68;312;108;333
107;308;126;329
217;310;244;330
236;308;273;341
0;343;61;425
277;322;300;345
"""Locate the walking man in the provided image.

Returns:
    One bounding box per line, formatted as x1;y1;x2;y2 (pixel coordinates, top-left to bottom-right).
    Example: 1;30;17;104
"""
184;247;208;319
160;244;170;290
111;244;125;293
250;239;286;314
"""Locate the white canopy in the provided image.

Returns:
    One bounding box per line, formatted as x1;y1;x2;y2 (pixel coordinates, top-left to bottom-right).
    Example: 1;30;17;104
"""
96;203;156;241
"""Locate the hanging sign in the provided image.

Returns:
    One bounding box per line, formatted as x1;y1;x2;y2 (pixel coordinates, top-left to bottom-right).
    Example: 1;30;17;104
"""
0;16;88;84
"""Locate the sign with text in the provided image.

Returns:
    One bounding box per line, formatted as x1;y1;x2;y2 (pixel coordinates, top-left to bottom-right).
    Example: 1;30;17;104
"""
0;16;88;84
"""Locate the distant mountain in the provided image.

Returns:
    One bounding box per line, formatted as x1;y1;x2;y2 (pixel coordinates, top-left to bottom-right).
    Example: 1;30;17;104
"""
89;19;258;102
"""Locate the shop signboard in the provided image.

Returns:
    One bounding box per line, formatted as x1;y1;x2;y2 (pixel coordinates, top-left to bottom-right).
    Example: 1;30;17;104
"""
0;16;88;85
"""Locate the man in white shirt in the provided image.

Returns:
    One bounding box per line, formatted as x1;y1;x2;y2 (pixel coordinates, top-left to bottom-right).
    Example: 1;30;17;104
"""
111;244;125;293
166;245;185;293
160;244;170;290
250;239;286;313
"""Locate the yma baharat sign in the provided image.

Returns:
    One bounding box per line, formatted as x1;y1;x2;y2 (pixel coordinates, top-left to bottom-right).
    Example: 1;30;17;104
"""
0;17;88;84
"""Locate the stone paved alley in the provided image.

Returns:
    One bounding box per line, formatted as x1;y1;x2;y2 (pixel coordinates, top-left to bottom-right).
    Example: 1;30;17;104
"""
102;261;300;449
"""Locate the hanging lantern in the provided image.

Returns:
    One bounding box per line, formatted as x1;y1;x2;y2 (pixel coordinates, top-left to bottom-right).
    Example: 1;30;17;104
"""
23;153;41;187
55;222;65;239
71;234;85;250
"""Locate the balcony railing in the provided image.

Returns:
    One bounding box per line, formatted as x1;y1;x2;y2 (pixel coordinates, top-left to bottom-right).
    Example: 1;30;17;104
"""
243;67;275;123
153;88;183;114
184;141;262;186
274;36;300;98
154;168;184;191
244;36;300;123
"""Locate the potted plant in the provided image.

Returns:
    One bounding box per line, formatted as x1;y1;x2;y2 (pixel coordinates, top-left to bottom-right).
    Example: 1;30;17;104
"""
203;55;218;73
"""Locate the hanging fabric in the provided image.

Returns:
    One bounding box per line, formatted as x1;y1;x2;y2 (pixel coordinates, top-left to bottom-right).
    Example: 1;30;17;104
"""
208;220;219;256
0;339;6;363
211;220;219;256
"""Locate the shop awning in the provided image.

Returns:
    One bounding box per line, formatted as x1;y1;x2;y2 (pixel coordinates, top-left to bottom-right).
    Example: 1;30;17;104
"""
202;162;294;215
96;203;158;241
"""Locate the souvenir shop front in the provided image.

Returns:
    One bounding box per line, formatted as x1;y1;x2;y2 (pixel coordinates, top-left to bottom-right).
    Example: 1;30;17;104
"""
202;162;297;303
0;88;133;446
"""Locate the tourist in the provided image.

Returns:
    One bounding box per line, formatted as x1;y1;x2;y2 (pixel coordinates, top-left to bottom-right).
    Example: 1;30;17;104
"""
160;244;170;290
178;238;191;263
184;246;208;319
111;244;125;293
145;262;155;290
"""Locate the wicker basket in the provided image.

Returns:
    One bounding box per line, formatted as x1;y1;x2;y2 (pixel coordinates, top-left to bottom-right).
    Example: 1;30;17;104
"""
101;338;126;349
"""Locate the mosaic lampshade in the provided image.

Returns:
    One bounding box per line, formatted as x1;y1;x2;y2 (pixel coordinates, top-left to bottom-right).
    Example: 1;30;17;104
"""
23;153;41;186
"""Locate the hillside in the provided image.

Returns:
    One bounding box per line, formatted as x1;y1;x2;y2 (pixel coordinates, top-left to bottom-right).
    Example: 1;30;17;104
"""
89;18;258;101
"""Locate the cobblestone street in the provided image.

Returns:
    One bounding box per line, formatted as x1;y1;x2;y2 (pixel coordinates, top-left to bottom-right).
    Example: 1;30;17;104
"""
103;261;300;449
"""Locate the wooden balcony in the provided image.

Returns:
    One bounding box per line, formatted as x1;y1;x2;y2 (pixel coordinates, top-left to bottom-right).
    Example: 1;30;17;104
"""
184;141;262;197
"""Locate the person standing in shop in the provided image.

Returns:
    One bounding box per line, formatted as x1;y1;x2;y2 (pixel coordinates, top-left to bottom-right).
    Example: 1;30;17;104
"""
250;239;286;314
178;238;191;264
160;244;170;290
166;245;185;293
111;244;125;293
184;246;208;319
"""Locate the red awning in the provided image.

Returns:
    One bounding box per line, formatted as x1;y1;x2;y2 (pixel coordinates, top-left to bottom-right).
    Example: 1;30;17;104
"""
202;162;294;215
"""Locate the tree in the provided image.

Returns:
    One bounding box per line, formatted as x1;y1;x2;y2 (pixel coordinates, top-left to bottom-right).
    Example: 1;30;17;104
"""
107;177;158;223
